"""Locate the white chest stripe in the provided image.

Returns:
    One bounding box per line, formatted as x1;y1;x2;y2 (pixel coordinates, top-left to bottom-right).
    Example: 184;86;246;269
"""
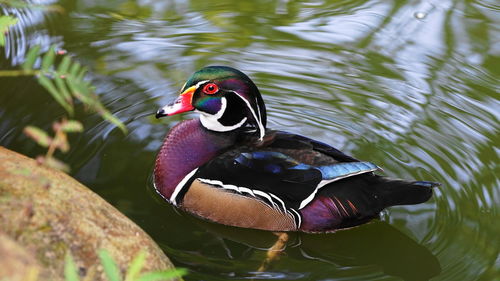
197;178;301;227
298;168;378;209
170;168;199;206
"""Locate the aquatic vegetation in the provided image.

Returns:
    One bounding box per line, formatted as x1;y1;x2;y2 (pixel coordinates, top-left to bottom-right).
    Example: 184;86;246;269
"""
0;15;17;45
1;10;126;171
65;250;187;281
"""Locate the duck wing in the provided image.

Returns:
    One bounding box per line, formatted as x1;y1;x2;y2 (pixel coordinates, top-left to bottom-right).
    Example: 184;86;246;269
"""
189;146;379;213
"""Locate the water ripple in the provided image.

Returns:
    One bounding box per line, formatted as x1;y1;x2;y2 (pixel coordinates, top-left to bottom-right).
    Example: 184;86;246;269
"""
1;0;498;280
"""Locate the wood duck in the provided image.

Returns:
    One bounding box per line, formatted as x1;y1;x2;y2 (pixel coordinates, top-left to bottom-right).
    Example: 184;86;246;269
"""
154;66;439;233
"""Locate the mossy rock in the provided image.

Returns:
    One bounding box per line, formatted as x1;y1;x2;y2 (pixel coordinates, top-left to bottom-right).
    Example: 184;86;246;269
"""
0;146;179;281
0;232;40;281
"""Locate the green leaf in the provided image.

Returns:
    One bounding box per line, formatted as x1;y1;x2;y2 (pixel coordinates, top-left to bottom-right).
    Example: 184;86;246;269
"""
22;45;41;70
64;253;80;281
66;76;91;104
125;251;147;281
57;55;71;74
76;66;88;81
60;120;84;133
41;45;56;71
23;126;52;147
136;269;188;281
54;75;72;103
69;61;81;76
66;77;97;110
100;109;128;134
38;75;74;115
0;15;18;46
98;250;121;281
0;16;18;31
44;156;70;172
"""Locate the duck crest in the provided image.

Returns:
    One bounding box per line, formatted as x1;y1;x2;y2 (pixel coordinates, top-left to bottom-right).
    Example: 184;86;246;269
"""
154;119;237;201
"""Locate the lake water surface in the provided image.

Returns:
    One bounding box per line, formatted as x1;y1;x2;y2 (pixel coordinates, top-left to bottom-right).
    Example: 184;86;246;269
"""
1;0;499;280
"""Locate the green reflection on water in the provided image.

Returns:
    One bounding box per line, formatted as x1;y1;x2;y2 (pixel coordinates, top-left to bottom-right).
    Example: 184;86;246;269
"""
1;0;499;280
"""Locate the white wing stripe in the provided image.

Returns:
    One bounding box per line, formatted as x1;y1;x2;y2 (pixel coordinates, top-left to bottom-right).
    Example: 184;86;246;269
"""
253;190;279;209
269;193;287;212
197;178;302;228
198;179;286;211
298;168;378;209
289;208;302;228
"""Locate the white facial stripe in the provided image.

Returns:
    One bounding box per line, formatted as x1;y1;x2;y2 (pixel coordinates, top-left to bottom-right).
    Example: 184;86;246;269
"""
170;168;198;205
199;97;248;132
231;91;265;140
208;96;227;119
195;80;209;88
255;96;262;126
179;80;208;94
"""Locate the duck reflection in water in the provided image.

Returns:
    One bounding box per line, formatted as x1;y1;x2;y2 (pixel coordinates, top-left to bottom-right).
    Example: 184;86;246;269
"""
177;216;441;281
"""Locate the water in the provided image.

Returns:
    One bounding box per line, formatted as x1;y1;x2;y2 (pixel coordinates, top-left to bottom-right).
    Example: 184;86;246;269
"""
1;0;499;280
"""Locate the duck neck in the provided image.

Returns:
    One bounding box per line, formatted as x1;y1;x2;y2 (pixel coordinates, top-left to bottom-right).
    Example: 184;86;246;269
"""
154;119;238;201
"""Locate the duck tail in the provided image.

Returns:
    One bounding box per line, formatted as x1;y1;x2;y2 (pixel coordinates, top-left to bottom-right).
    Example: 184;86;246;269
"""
302;175;440;231
374;177;440;208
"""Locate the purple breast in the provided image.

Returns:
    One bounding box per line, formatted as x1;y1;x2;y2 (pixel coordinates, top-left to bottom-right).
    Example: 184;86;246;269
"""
154;119;235;200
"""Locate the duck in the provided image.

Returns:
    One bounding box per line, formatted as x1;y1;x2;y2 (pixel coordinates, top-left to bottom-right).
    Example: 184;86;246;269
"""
154;66;439;233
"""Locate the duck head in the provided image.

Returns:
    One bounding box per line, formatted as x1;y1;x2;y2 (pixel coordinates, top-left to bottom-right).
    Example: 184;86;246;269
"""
156;66;267;139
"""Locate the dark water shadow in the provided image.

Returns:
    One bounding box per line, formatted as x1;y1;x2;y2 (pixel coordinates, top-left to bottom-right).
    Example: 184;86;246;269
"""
177;217;441;281
296;221;441;281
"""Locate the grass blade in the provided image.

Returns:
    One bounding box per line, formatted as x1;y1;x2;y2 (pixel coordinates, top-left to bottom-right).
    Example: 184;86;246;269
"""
22;45;41;70
64;253;80;281
125;251;147;281
136;268;188;281
98;250;121;281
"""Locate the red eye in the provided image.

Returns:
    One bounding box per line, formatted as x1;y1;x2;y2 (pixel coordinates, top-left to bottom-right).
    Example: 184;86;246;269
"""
202;83;219;95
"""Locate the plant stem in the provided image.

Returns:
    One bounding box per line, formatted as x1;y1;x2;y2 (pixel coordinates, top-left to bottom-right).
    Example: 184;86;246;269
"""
0;69;40;77
45;126;62;159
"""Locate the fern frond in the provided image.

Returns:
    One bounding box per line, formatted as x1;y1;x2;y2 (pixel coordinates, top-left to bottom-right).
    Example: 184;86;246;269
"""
1;43;128;134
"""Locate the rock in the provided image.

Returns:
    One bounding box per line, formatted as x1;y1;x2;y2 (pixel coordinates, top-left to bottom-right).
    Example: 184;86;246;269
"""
0;232;41;281
0;146;180;281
